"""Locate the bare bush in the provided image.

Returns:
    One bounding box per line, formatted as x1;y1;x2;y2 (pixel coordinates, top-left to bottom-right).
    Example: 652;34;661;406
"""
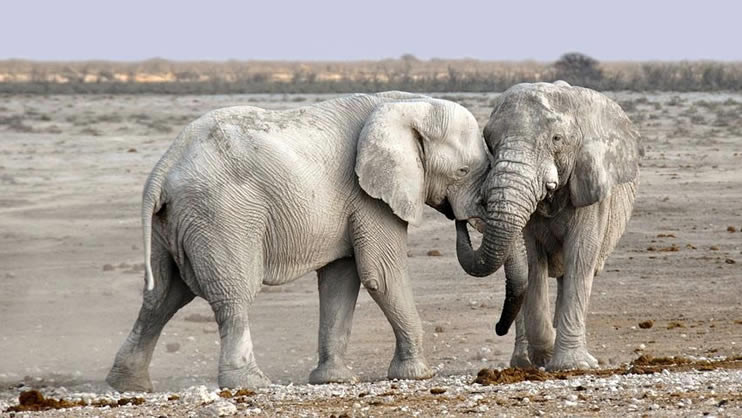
553;52;603;86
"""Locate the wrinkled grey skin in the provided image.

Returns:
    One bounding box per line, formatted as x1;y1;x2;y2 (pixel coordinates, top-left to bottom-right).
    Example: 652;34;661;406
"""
456;82;642;370
106;92;491;392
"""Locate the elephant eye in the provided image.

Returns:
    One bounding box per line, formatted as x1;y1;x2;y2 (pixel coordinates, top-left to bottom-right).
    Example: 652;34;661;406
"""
456;166;470;178
552;134;562;142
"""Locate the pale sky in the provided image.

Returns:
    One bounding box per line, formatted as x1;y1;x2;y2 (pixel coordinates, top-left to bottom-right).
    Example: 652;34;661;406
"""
4;0;741;61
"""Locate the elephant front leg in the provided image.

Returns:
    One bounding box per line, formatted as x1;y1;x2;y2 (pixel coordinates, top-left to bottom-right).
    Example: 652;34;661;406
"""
509;310;531;368
547;212;604;371
352;210;433;381
366;272;433;381
548;273;599;370
523;241;555;367
309;258;361;384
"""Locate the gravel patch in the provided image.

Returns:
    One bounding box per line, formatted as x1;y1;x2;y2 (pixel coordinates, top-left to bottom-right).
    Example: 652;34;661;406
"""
3;367;741;417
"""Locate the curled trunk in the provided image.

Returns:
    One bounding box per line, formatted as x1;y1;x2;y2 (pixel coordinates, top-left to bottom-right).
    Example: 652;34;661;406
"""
455;169;540;334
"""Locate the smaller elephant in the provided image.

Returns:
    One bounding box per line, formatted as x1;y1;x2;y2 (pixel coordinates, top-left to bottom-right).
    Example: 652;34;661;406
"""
107;92;490;391
456;81;642;370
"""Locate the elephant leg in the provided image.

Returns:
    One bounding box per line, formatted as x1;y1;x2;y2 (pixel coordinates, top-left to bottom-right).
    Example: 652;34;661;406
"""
523;240;555;367
548;209;607;371
509;309;531;368
188;229;269;389
107;236;195;392
309;257;361;384
351;205;433;381
553;276;564;328
366;273;433;380
211;299;269;389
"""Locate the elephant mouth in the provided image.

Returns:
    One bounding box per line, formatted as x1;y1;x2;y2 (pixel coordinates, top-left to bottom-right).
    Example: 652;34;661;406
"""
432;198;455;220
467;217;486;234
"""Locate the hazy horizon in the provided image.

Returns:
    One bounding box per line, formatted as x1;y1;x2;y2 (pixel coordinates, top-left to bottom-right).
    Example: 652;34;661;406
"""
3;0;742;62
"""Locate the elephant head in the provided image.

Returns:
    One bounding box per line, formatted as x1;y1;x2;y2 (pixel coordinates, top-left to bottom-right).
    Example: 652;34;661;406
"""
456;82;642;332
355;96;489;226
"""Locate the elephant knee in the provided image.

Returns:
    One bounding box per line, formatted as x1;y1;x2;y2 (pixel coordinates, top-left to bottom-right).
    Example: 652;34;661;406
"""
363;278;379;291
359;272;386;293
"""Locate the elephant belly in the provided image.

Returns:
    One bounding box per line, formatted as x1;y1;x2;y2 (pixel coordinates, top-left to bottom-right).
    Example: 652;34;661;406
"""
260;193;354;286
261;226;353;285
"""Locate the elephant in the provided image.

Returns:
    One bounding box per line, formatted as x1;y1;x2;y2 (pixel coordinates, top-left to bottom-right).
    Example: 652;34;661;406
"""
456;81;642;370
106;91;493;392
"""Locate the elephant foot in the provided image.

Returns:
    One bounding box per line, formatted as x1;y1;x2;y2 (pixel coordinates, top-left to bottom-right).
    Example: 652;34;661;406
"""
388;356;434;381
218;367;271;390
309;360;358;384
547;347;598;371
510;345;532;369
106;367;153;393
527;344;554;368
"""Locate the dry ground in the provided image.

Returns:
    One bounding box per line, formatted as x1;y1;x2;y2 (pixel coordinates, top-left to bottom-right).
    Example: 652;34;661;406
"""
0;91;741;416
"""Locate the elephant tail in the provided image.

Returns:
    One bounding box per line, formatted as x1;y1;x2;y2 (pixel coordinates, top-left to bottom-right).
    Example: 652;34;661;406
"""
141;160;169;291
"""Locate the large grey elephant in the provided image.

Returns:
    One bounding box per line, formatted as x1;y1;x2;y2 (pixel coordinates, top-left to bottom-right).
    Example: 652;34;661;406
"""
456;82;642;370
107;92;493;392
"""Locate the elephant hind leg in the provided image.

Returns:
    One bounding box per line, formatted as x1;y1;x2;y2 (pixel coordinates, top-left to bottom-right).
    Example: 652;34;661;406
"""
107;236;195;392
185;231;269;389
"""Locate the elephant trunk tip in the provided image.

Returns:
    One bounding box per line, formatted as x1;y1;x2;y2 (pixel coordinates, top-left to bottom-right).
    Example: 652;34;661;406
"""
494;321;511;336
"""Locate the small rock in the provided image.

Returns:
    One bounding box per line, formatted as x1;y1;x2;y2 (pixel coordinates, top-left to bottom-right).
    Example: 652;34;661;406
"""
727;226;737;232
199;399;237;417
166;342;181;353
427;249;442;257
710;245;720;251
434;325;445;333
102;264;115;272
638;320;654;329
725;258;735;264
127;148;138;153
182;385;219;404
430;387;447;394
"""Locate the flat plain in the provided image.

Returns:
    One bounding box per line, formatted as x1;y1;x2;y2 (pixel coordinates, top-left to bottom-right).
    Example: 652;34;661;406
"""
1;92;741;416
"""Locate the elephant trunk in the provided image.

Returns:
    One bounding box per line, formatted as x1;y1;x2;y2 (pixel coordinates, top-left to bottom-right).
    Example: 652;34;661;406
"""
495;234;528;336
456;161;542;333
456;170;538;276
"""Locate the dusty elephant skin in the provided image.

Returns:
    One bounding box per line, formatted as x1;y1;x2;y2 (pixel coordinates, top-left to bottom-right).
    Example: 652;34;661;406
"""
106;91;493;391
456;82;643;371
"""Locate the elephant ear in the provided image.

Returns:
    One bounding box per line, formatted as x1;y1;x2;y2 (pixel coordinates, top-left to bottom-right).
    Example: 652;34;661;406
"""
356;101;431;225
569;88;643;207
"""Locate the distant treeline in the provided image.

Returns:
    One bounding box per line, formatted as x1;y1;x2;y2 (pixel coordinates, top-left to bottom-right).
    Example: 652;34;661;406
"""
1;54;741;94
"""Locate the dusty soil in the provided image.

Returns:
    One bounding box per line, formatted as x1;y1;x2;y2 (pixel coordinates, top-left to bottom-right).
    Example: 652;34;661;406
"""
1;92;741;416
